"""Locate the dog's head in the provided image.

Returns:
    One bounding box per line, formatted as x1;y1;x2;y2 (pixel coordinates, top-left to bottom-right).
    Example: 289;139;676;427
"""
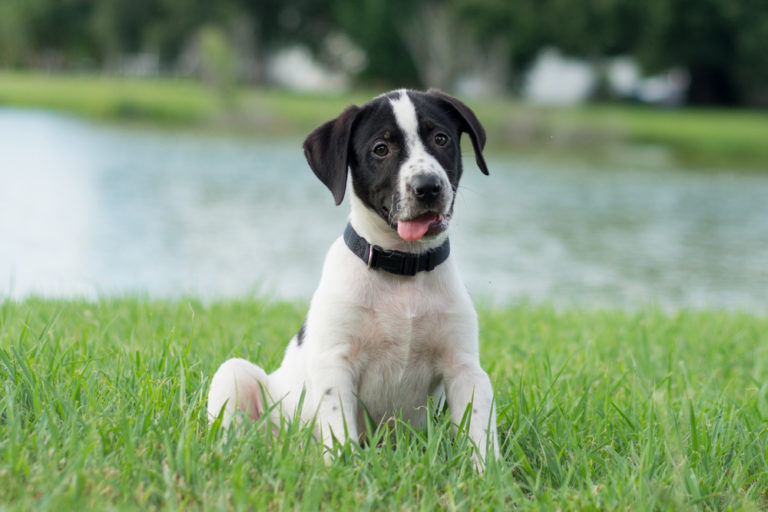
303;89;488;242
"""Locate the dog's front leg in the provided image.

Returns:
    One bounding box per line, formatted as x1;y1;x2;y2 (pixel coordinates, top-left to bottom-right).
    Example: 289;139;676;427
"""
309;353;359;461
444;360;499;471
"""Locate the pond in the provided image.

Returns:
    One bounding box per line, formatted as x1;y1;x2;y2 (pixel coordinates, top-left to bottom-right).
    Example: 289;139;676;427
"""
1;108;767;311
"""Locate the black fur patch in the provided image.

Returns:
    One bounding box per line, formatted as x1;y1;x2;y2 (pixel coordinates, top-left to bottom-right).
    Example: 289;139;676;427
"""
348;98;407;223
302;89;488;226
348;91;466;227
296;322;306;347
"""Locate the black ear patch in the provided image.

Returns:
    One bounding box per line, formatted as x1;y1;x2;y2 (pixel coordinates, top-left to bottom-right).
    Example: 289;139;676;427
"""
426;89;489;175
303;105;361;205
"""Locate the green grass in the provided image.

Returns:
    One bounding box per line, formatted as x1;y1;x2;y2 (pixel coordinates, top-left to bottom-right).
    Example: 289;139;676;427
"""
0;72;220;124
1;298;767;510
2;70;768;167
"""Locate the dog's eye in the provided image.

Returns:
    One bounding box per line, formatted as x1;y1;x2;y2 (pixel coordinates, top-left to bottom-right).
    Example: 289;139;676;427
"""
434;133;449;146
372;143;389;157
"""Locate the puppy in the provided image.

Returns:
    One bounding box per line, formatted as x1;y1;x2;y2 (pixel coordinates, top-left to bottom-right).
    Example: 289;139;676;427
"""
208;89;499;469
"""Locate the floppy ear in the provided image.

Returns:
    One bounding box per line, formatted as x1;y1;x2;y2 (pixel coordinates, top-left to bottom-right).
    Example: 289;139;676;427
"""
303;105;361;205
426;89;489;175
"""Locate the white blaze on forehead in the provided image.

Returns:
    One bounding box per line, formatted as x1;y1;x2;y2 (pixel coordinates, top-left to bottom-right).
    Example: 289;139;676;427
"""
388;90;421;151
386;90;453;227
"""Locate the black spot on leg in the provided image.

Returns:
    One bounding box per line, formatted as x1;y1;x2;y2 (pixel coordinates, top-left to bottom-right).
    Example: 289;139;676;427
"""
325;387;333;396
332;406;338;411
473;408;478;414
296;322;306;347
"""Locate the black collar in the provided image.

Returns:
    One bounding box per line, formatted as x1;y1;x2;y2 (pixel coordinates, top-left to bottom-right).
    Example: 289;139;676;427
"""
343;223;450;276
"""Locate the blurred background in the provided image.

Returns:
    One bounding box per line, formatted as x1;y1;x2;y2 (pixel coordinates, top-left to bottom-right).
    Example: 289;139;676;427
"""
1;0;767;310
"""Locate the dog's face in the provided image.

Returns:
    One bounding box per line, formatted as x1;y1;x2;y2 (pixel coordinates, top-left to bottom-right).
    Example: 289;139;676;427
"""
304;89;488;242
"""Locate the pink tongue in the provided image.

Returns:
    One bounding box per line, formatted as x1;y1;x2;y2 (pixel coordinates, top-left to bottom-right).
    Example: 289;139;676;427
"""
397;213;439;241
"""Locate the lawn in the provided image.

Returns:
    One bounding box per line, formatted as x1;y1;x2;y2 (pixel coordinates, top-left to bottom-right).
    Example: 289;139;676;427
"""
2;70;768;167
1;299;766;510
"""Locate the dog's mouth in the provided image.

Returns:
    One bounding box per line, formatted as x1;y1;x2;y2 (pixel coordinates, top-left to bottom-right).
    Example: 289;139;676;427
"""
396;212;448;241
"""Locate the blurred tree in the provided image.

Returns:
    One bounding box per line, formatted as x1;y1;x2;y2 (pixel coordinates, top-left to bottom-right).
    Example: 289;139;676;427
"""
539;0;644;56
12;0;99;67
90;0;162;61
144;0;240;65
453;0;542;90
233;0;342;82
454;0;645;91
332;0;420;86
398;1;480;90
735;2;768;106
637;0;738;105
198;25;238;104
0;0;33;66
0;0;766;105
636;0;768;106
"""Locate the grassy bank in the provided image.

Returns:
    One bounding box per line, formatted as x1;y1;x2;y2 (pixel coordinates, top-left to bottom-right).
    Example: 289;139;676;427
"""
1;298;767;510
1;70;768;167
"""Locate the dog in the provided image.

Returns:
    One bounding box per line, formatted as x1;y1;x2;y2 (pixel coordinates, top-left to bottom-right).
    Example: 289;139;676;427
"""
207;88;499;469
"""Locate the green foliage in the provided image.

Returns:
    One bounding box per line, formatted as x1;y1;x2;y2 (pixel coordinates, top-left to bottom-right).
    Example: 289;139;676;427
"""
0;0;32;66
1;0;767;106
89;0;163;59
332;0;421;86
198;25;238;106
1;298;767;509
634;0;768;105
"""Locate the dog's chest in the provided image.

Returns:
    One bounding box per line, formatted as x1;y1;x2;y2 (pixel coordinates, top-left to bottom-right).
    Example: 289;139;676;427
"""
362;286;437;354
349;279;448;414
305;239;474;421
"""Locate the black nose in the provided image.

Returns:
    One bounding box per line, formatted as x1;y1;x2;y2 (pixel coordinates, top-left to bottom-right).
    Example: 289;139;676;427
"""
411;174;442;202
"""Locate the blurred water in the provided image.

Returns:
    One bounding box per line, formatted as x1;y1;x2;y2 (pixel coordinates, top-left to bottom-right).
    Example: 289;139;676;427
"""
1;108;767;311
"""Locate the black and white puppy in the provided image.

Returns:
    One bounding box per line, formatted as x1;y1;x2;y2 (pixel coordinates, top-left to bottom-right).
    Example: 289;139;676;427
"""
207;89;499;468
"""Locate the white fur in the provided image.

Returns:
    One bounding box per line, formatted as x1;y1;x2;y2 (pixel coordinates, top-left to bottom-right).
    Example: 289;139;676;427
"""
389;91;453;222
207;93;499;470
